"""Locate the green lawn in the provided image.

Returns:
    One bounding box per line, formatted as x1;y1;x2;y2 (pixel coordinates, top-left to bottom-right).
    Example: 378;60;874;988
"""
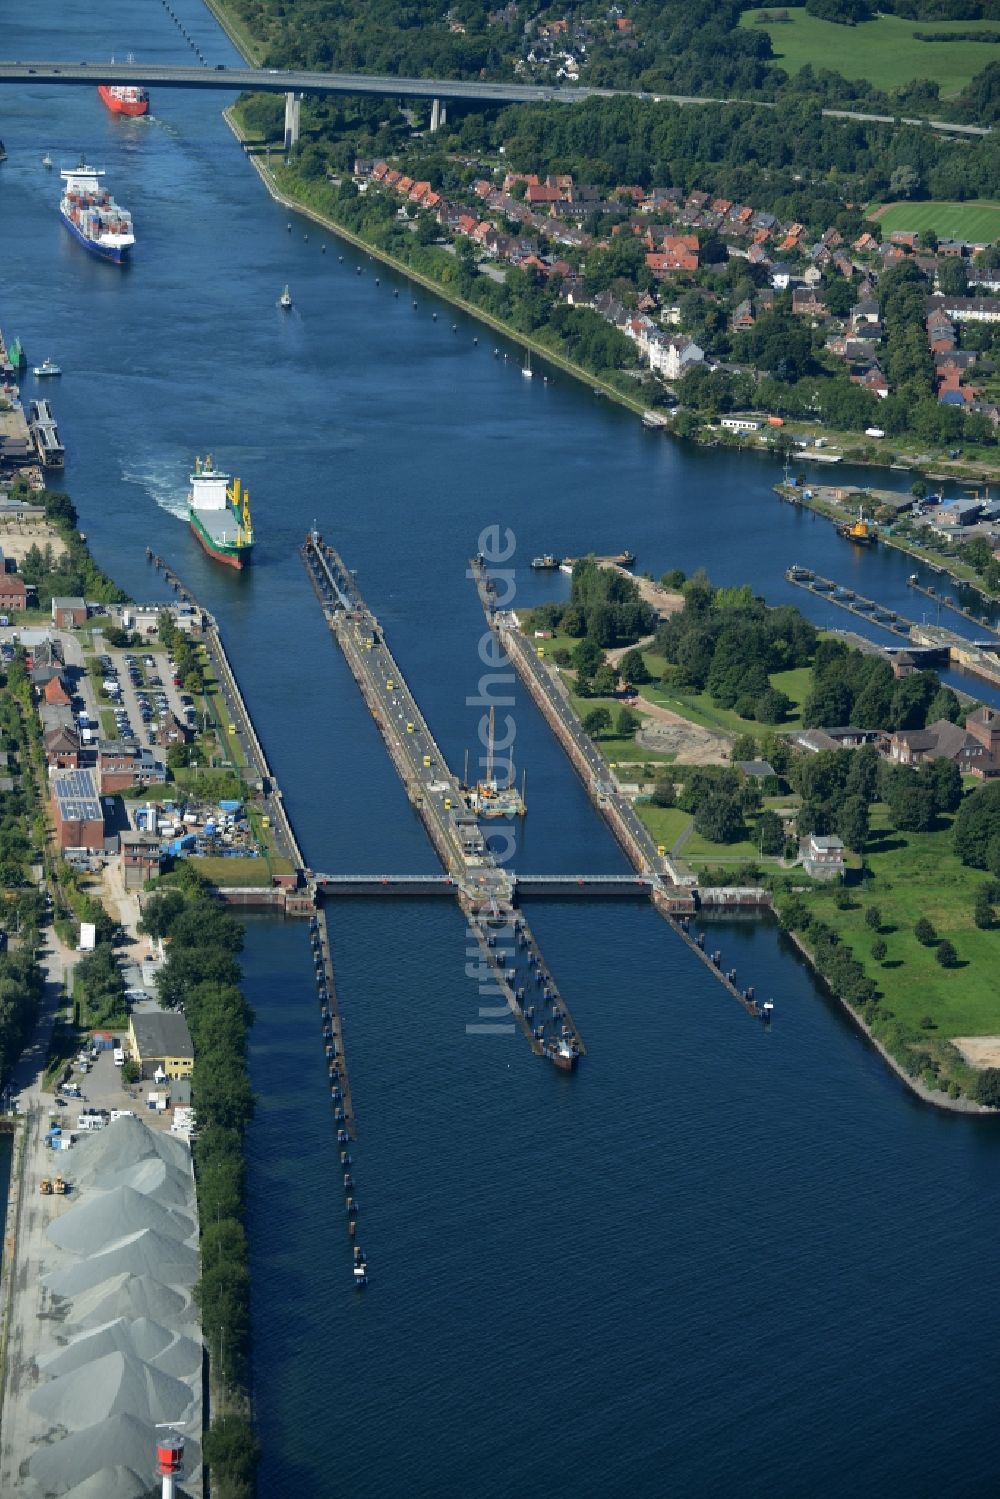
191;855;272;887
741;7;998;94
796;804;1000;1041
639;665;810;737
635;805;692;850
869;200;1000;242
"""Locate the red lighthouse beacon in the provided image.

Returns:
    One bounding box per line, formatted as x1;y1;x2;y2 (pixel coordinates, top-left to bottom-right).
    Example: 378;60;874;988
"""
156;1430;185;1499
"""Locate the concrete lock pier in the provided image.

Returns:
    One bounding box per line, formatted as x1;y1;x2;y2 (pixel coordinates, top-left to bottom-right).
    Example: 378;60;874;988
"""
301;531;587;1065
469;557;768;1022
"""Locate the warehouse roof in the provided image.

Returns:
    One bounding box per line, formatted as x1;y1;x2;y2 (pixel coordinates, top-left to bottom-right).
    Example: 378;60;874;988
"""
130;1010;193;1062
52;768;103;824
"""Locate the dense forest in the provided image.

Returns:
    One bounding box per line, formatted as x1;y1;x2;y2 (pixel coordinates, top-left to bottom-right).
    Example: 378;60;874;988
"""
222;0;1000;120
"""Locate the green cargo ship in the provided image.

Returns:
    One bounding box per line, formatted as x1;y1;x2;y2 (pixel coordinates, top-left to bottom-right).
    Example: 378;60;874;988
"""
188;455;254;570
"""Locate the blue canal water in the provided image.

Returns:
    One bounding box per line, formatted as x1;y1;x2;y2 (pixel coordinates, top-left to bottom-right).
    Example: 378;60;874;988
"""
4;7;1000;1493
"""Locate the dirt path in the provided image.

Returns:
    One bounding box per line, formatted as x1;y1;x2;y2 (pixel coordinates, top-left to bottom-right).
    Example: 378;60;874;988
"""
635;698;731;766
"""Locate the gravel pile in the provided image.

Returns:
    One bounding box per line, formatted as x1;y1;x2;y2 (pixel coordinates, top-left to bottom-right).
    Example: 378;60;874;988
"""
30;1350;193;1429
40;1316;201;1380
47;1184;194;1257
23;1119;203;1497
43;1227;198;1299
62;1467;150;1499
30;1413;202;1497
72;1272;190;1329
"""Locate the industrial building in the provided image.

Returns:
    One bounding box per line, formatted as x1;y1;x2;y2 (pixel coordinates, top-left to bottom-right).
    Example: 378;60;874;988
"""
128;1010;194;1081
50;768;104;852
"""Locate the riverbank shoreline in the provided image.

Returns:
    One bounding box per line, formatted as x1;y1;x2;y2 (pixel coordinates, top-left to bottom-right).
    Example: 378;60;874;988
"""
784;928;998;1116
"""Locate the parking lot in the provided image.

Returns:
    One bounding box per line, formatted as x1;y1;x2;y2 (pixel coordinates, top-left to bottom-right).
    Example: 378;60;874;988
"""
54;1045;179;1137
92;645;196;748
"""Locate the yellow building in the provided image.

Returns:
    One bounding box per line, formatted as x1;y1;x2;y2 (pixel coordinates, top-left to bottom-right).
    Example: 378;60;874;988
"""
128;1009;194;1081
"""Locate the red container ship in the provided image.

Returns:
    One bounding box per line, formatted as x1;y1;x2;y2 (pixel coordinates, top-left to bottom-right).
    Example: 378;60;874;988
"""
97;84;149;118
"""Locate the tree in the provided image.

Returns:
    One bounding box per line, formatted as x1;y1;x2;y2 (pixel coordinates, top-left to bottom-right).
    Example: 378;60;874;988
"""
755;687;792;724
122;1058;142;1085
914;916;937;946
651;776;676;807
615;706;640;738
972;1067;1000;1107
572;637;604;676
889;780;936;833
582;707;611;738
954;781;1000;869
871;938;887;963
925;757;962;815
694;792;745;844
888;164;920;199
865;905;882;931
591;665;619;697
935;939;958;968
837;794;869;854
974;885;995;929
619;648;649;685
757;809;784;855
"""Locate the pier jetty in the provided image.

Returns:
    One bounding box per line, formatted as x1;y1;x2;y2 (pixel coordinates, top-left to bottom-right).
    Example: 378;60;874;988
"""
301;530;587;1064
785;567;1000;688
469;557;767;1021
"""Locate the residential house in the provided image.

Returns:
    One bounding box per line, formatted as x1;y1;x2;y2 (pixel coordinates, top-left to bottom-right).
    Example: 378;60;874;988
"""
770;263;792;290
731;298;755;331
0;573;27;612
800;832;845;880
43;724;81;769
791;288;828;318
650;335;704;380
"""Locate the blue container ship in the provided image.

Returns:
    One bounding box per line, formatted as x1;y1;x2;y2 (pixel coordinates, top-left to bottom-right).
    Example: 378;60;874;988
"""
59;163;134;264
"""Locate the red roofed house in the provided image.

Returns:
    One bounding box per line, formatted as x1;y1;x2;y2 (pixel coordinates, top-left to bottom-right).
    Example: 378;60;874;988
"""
44;675;72;708
0;573;27;613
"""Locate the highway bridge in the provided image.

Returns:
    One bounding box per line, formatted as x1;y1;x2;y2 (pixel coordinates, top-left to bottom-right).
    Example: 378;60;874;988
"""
0;61;989;137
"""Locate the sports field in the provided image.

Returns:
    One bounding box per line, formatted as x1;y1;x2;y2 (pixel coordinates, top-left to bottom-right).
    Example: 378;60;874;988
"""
741;7;998;96
869;200;1000;242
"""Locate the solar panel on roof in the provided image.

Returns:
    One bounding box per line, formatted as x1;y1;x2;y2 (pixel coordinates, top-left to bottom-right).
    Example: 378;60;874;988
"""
53;769;102;821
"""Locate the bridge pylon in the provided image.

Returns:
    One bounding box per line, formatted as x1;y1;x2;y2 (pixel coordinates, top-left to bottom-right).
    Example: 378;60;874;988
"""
283;90;302;150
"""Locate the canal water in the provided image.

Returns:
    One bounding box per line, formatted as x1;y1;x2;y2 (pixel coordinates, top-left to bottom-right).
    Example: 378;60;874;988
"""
4;8;1000;1494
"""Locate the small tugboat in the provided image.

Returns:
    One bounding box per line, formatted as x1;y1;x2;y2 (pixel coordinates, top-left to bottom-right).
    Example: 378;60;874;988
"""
42;153;53;169
33;357;61;378
547;1037;578;1072
839;507;876;546
279;284;292;310
530;554;561;571
521;349;533;379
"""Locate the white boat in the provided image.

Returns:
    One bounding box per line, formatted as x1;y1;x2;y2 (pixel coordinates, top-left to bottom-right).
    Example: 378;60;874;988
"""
279;284;292;310
521;350;533;379
33;358;61;378
42;153;53;169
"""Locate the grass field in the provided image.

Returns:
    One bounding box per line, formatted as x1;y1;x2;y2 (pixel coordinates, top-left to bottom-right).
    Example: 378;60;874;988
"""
741;7;998;95
191;855;271;887
868;200;1000;241
640;666;811;737
634;805;692;850
788;804;1000;1083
